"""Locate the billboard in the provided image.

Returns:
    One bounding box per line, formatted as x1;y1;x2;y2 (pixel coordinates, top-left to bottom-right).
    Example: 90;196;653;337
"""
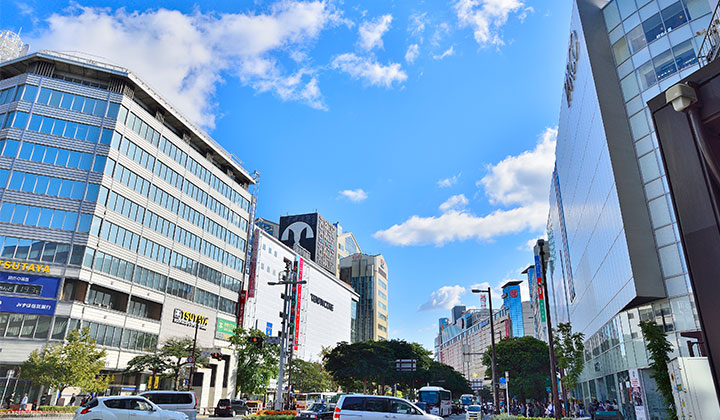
0;272;60;299
0;295;56;315
216;318;237;340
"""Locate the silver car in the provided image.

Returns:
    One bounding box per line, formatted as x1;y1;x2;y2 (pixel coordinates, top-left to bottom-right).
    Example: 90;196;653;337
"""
73;396;187;420
139;391;198;420
335;395;442;420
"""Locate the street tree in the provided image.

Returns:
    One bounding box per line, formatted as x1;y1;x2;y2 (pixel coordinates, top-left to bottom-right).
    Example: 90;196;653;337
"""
22;328;112;402
421;361;472;396
554;322;585;402
229;327;279;396
290;359;334;393
125;354;168;388
481;336;550;403
639;321;677;420
159;337;207;390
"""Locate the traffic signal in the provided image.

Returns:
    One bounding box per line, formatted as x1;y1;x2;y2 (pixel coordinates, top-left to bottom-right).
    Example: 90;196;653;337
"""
249;336;263;348
210;352;223;361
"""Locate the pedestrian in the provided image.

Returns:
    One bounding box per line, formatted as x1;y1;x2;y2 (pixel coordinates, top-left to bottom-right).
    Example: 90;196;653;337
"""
5;392;15;409
20;393;28;411
69;393;76;406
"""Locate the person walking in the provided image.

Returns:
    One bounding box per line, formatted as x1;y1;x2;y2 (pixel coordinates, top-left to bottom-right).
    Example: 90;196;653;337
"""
19;393;28;411
69;394;76;406
5;392;15;409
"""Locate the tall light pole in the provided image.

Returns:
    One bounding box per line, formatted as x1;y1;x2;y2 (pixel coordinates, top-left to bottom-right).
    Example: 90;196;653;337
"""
536;239;561;420
269;258;306;410
471;287;499;414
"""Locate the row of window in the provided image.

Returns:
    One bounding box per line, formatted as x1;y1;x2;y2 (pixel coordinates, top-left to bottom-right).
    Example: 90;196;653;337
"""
378;290;387;301
0;139;107;173
30;85;120;119
107;159;151;196
81;319;158;351
86;248;238;313
0;85;20;105
116;105;250;213
106;191;145;224
0;312;55;339
0;235;85;266
4;169;100;201
3;110;113;145
619;40;697;101
0;201;92;233
604;0;709;34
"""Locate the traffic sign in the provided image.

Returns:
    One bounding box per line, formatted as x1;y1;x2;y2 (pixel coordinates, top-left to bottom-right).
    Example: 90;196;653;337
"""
187;356;194;363
395;359;416;372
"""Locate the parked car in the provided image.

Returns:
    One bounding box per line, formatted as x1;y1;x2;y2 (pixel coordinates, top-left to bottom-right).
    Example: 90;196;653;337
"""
215;399;235;417
295;402;335;420
139;391;197;420
230;400;250;416
73;396;187;420
465;405;482;420
334;395;442;420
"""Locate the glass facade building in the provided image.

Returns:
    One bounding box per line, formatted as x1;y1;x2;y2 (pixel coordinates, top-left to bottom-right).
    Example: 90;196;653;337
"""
339;253;389;341
547;1;712;418
0;52;254;406
501;281;525;338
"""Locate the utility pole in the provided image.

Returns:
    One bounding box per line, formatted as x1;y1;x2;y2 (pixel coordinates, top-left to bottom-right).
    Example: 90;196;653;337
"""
270;258;306;410
188;319;200;391
536;239;561;420
505;371;509;413
471;287;499;414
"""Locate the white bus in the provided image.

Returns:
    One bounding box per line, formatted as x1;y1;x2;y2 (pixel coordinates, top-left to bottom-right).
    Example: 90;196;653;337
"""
418;386;452;417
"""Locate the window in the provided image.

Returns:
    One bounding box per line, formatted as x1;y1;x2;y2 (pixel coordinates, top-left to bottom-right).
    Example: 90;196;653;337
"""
653;49;677;81
643;13;665;42
661;2;687;31
612;37;631;64
603;2;621;31
683;0;711;19
341;397;365;411
365;398;388;413
636;60;657;90
627;25;647;54
673;40;697;70
390;400;415;415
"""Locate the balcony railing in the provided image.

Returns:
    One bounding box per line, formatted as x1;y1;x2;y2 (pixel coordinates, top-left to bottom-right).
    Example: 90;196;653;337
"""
699;1;720;66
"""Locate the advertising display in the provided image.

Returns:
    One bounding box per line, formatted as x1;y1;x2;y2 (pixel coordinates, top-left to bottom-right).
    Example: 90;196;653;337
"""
629;369;648;420
247;228;260;298
0;272;60;298
0;295;56;315
216;318;237;340
533;255;547;322
0;271;60;315
172;308;209;330
293;256;303;351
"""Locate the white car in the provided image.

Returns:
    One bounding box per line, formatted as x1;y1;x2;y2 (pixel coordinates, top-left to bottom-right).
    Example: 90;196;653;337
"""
334;395;442;420
465;405;482;420
73;396;188;420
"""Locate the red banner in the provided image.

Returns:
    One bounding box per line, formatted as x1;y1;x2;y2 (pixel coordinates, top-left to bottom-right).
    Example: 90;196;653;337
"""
294;257;303;351
237;290;247;327
247;228;260;298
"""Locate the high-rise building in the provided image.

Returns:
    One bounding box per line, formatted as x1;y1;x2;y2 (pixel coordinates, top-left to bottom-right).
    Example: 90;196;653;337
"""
547;1;713;417
279;212;337;274
256;217;279;239
338;253;388;341
0;51;254;406
523;265;548;341
501;281;525;338
334;222;361;277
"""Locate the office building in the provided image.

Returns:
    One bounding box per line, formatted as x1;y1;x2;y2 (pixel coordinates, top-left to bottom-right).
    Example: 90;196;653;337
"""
338;253;388;341
501;281;525;338
547;1;713;417
0;50;253;407
434;305;511;384
256;217;279;239
242;227;359;361
279;212;337;274
523;265;548;341
334;222;361;277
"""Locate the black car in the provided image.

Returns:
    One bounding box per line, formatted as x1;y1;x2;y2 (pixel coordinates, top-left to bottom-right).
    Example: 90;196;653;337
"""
231;400;250;416
294;402;335;420
215;399;235;417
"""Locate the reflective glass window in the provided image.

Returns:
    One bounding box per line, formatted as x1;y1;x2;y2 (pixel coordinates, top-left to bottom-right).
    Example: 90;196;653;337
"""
653;49;677;81
604;2;622;31
684;0;711;19
637;60;657;90
0;203;13;222
613;37;631;64
617;0;638;20
662;2;687;31
22;84;38;101
37;208;52;228
673;40;697;70
2;139;19;157
643;13;666;41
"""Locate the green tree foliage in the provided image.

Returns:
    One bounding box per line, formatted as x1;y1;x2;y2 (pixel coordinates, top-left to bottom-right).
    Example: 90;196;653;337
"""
229;327;279;396
639;321;677;420
323;340;470;397
22;328;112;400
481;336;550;403
553;323;585;391
158;337;207;390
290;359;334;393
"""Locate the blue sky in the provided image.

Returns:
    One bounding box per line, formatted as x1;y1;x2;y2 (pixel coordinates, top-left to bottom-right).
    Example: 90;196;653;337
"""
2;0;572;350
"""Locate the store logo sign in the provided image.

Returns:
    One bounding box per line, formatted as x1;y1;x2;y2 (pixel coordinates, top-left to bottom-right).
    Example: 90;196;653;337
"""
310;293;334;311
0;260;51;273
173;308;208;330
564;30;580;106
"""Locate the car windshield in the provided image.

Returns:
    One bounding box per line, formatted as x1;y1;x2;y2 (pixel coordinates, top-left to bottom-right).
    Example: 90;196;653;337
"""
218;400;230;406
419;392;438;404
308;403;327;411
468;406;481;412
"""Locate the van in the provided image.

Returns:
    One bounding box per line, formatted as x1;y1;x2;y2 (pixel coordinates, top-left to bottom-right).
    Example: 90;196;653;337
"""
334;395;441;420
139;391;197;420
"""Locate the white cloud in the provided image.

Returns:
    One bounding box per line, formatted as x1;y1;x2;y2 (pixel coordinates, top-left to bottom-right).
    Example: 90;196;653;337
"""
408;12;428;37
430;22;451;47
478;126;557;207
419;285;466;311
437;173;461;187
433;45;455;60
338;188;368;202
438;194;469;212
358;14;393;51
405;44;420;63
28;2;343;128
453;0;530;47
374;127;556;246
332;53;407;87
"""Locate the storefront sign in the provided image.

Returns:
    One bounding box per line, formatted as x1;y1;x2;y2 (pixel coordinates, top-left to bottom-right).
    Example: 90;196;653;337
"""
247;229;260;298
0;272;60;298
629;369;648;420
0;261;51;273
310;294;334;311
294;257;303;351
266;322;272;336
237;290;247;327
216;318;237;340
0;295;56;315
172;308;208;330
564;30;579;106
534;255;547;322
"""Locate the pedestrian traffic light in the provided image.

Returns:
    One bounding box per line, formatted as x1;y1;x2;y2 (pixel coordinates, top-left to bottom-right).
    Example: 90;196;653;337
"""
210;352;223;360
249;336;263;347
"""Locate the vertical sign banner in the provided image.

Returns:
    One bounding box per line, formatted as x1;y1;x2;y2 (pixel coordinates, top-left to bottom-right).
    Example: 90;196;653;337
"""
247;229;260;298
237;290;247;327
629;369;648;420
479;294;487;310
534;255;547;322
294;256;303;351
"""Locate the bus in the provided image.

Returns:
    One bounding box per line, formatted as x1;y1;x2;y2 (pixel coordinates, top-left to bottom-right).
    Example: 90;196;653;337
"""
418;386;452;417
294;392;339;410
460;394;474;408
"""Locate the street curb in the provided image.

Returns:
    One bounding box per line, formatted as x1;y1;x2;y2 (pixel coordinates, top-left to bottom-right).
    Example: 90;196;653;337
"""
0;413;74;418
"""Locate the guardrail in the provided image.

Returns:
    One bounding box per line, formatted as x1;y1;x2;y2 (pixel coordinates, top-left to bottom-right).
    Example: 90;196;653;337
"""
699;1;720;66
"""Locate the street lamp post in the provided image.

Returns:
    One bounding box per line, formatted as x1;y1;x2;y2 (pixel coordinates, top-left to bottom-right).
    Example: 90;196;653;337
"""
536;239;561;420
471;287;499;414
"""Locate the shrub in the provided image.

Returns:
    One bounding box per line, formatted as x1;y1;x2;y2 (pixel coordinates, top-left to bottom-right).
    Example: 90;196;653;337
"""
254;410;296;416
251;415;295;420
38;405;78;413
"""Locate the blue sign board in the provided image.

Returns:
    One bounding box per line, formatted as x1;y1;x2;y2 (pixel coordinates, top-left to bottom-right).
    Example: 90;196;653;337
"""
0;272;60;298
266;322;273;336
0;295;56;315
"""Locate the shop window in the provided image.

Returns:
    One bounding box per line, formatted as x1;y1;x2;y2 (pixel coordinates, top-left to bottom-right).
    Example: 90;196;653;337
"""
87;285;128;312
